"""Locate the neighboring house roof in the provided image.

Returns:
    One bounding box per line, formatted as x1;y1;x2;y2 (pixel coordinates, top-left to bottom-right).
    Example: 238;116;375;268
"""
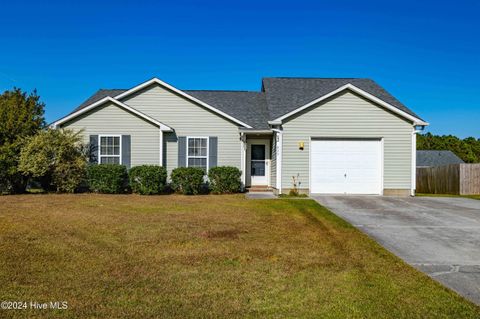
416;150;465;167
61;77;427;129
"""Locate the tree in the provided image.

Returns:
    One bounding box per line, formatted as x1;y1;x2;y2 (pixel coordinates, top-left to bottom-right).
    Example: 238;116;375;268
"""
19;129;88;193
417;132;480;163
0;88;45;193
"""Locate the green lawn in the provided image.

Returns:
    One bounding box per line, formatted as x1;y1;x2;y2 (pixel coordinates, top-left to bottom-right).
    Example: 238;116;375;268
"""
0;195;478;318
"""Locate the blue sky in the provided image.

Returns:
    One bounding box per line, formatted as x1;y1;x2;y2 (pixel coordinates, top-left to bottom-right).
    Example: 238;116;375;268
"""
1;0;479;137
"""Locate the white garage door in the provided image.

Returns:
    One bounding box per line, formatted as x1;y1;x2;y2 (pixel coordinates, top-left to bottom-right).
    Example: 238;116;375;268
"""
311;139;382;194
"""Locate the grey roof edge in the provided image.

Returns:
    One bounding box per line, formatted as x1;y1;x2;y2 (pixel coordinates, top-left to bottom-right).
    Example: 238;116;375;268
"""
261;77;425;123
366;79;424;121
67;77;426;129
54;96;173;130
71;89;127;114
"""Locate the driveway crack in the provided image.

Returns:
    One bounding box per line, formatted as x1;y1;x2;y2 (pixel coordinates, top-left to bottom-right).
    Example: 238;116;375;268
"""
412;263;480;276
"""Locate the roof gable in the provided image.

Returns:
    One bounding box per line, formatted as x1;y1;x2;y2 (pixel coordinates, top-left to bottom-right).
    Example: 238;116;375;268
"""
115;78;253;128
60;77;427;129
72;89;127;114
262;78;425;124
53;96;172;131
267;83;428;126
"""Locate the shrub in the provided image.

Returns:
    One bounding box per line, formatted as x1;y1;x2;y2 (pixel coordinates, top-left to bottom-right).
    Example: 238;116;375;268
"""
87;164;128;194
19;129;88;193
289;174;301;196
170;167;204;195
129;165;167;195
208;166;242;194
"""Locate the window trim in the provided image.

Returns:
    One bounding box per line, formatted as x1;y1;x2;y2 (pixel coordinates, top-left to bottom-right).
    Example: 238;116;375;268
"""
186;136;209;170
98;134;122;164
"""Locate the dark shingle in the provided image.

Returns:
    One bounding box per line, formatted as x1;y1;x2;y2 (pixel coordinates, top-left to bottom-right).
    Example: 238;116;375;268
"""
417;150;465;167
71;89;127;113
69;78;424;129
184;90;269;129
262;78;423;121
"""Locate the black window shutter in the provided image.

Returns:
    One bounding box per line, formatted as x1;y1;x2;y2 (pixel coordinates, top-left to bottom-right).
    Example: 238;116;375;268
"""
208;136;218;170
89;135;99;164
178;136;186;167
122;135;131;168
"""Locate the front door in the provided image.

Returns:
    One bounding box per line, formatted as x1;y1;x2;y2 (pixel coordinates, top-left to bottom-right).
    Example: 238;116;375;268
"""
250;144;268;185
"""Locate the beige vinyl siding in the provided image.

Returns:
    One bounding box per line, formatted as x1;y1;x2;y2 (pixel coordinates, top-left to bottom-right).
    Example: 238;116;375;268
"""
281;91;413;191
61;102;160;167
271;133;277;189
121;84;241;174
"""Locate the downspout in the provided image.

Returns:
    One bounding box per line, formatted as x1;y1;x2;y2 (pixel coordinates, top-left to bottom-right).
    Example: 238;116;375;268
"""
159;129;163;166
411;126;424;196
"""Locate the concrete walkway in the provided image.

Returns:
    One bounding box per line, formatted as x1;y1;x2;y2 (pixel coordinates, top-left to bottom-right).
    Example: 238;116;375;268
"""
245;192;277;199
313;195;480;304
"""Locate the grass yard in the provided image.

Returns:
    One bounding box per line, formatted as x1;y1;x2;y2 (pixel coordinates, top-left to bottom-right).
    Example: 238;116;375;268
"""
0;195;479;318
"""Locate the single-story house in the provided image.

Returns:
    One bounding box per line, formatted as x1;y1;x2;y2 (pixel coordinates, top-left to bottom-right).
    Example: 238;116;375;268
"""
417;150;464;168
53;77;428;196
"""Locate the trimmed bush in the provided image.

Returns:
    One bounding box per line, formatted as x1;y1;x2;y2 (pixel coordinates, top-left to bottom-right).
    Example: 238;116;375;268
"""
129;165;167;195
208;166;242;194
19;129;88;193
87;164;128;194
170;167;204;195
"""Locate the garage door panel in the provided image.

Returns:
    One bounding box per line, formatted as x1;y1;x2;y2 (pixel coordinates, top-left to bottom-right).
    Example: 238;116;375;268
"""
313;169;345;181
311;139;382;194
345;156;381;169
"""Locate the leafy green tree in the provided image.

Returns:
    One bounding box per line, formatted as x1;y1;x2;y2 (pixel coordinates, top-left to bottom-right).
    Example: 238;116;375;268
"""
464;137;480;162
417;133;480;163
0;88;45;193
19;129;88;193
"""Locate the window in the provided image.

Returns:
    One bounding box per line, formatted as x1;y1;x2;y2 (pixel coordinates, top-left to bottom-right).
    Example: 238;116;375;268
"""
187;137;208;170
99;135;121;164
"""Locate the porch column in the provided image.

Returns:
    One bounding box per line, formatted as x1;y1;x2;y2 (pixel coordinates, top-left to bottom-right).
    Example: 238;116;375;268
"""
276;130;283;194
240;133;247;187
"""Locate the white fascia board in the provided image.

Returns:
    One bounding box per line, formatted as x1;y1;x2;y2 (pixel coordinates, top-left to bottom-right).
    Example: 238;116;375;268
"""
271;84;429;126
238;128;273;134
267;120;282;125
52;96;173;131
114;77;253;128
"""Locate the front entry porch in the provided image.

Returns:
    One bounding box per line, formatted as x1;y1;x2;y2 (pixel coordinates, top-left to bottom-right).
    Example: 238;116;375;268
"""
240;131;274;190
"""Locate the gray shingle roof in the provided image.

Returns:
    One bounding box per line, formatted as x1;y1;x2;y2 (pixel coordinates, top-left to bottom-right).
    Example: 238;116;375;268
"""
70;78;423;129
72;89;127;113
417;150;465;167
184;90;269;129
262;77;422;120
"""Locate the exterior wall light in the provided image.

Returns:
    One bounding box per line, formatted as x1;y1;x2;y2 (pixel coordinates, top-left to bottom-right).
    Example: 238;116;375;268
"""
298;141;304;150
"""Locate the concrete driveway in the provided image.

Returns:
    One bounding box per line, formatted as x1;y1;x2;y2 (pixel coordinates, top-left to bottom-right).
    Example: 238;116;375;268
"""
313;195;480;304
